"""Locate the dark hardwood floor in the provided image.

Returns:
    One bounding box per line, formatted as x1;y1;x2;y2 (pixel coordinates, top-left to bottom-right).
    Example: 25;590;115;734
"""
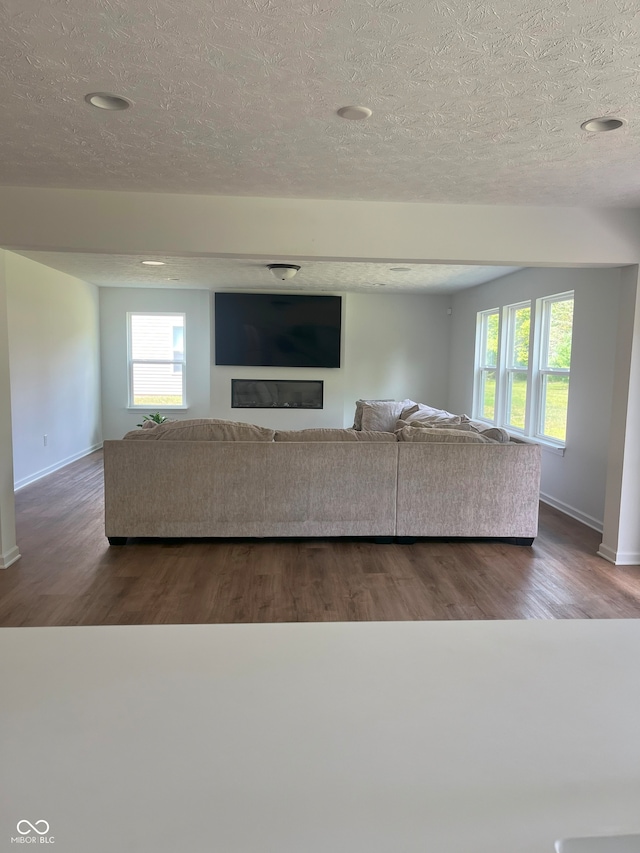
1;450;639;626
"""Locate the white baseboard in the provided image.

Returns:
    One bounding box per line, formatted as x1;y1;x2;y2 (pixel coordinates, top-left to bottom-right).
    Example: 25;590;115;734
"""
597;543;640;566
0;546;21;569
539;492;603;533
541;498;640;564
14;443;103;491
597;543;617;564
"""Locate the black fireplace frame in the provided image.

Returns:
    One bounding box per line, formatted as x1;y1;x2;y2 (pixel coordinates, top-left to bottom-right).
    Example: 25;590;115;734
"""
231;379;324;409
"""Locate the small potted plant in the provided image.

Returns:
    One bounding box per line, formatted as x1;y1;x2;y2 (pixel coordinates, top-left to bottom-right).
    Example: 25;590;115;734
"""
136;412;168;429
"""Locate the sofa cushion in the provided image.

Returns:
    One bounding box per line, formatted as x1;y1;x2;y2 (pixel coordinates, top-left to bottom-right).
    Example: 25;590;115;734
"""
395;417;479;433
401;407;510;441
476;425;511;443
123;418;275;441
123;428;159;439
359;399;416;432
355;430;397;442
352;399;393;430
274;428;396;442
401;403;471;425
396;423;499;443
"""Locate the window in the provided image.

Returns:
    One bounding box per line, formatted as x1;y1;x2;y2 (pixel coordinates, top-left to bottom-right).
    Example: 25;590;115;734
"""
473;292;573;446
128;313;185;407
537;294;573;443
504;302;531;431
476;309;500;423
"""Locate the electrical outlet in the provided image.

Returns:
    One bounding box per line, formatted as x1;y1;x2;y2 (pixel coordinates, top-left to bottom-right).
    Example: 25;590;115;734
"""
43;434;47;446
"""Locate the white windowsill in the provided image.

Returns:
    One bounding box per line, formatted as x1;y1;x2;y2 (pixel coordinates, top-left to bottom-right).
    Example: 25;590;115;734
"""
126;406;190;412
508;433;566;456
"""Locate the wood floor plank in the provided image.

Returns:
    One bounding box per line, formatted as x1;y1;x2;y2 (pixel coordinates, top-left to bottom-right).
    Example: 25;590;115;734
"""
1;449;640;626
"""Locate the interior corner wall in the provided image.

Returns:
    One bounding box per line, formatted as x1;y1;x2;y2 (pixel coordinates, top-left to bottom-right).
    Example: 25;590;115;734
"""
447;267;622;531
99;287;212;440
342;292;451;425
6;251;102;489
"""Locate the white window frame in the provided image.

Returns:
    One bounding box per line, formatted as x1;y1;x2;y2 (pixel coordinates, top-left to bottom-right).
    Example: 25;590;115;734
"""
502;300;533;435
474;308;501;425
473;291;574;452
127;312;187;409
534;292;573;443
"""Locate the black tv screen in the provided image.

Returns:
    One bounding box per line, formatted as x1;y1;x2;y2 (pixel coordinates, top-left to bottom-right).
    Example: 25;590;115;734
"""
215;293;342;368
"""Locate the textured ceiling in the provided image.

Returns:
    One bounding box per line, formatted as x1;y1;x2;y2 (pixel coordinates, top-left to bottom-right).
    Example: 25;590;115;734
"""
1;0;640;206
15;252;522;293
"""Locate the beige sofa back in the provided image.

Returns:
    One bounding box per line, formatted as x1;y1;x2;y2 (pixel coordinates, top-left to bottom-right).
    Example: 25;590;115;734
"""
396;442;541;538
104;438;541;541
104;440;399;539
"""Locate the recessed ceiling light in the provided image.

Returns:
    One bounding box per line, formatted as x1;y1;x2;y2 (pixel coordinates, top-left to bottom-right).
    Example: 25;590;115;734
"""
337;105;372;120
581;116;624;132
85;92;131;111
389;267;411;272
141;260;165;266
167;277;179;281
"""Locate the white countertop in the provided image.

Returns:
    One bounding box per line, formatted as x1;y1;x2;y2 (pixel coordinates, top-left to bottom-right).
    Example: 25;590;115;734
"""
1;620;640;852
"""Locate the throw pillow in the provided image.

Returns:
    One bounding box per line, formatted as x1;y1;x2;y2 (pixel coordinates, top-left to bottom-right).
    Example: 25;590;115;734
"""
359;399;415;432
352;399;393;430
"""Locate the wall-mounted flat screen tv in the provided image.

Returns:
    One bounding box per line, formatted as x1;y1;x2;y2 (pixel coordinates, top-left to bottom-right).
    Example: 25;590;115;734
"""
214;293;342;368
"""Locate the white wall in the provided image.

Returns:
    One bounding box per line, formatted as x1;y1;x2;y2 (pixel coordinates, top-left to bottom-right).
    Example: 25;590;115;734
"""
99;288;212;440
6;252;102;489
343;292;451;425
448;267;621;530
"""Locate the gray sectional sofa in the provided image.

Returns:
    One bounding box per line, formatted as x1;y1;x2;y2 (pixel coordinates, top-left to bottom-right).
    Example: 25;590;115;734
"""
103;416;541;545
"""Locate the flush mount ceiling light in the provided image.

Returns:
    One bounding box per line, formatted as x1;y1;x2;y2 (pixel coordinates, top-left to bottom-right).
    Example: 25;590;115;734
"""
141;260;165;266
84;92;131;111
268;264;301;280
337;105;372;120
389;267;411;272
581;116;624;132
